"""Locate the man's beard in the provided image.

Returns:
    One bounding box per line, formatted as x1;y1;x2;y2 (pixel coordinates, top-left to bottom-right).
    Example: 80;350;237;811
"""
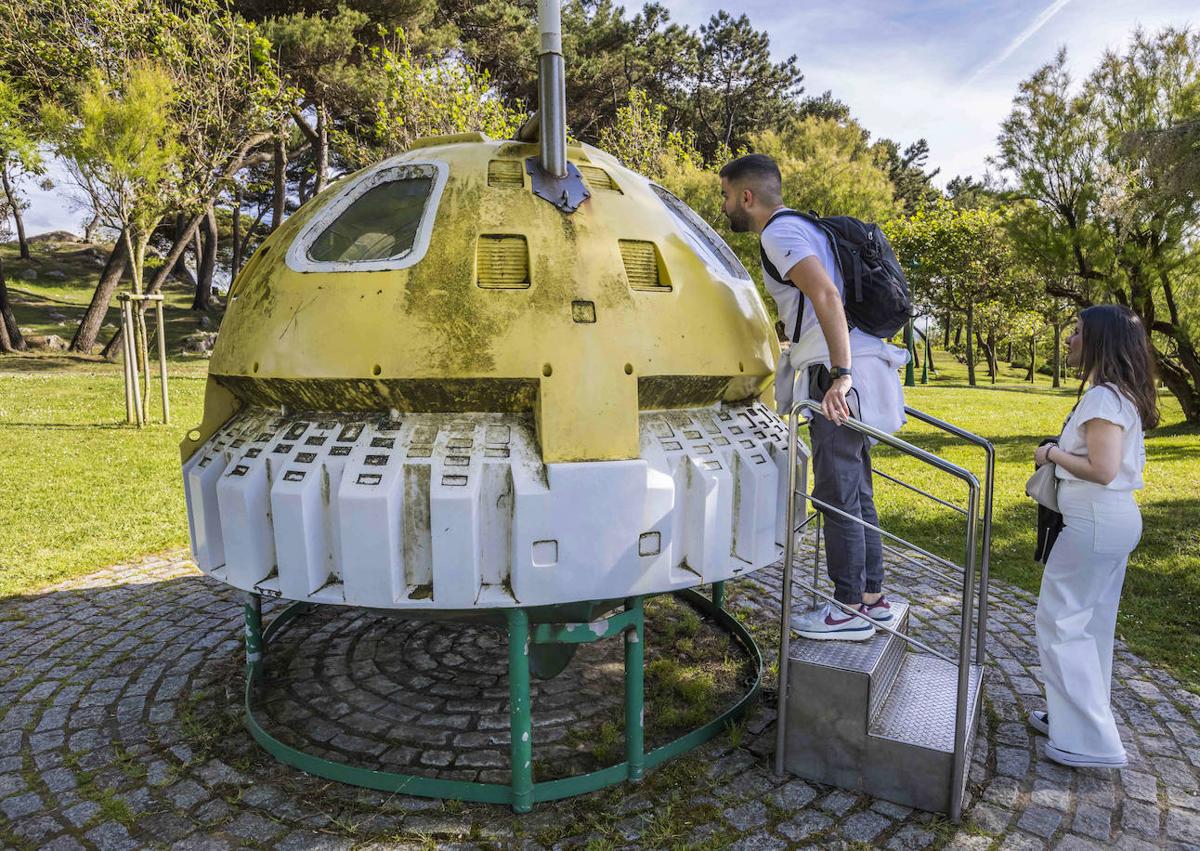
726;207;752;233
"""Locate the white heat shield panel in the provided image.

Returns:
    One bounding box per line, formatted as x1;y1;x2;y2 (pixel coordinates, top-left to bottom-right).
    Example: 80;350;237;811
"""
183;402;797;609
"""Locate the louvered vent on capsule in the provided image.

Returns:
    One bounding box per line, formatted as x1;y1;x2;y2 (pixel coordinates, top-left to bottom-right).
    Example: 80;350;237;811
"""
578;165;620;192
487;160;525;188
619;240;669;290
477;235;530;288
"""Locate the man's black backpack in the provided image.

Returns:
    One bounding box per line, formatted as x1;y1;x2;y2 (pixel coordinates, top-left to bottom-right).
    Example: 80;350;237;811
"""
760;209;912;342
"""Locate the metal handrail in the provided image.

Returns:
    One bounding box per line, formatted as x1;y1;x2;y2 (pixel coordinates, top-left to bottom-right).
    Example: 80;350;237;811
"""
803;492;967;576
873;467;969;516
774;399;986;824
904;406;995;666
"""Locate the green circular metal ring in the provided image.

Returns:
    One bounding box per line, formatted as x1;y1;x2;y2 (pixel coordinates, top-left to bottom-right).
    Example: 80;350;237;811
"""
242;587;762;809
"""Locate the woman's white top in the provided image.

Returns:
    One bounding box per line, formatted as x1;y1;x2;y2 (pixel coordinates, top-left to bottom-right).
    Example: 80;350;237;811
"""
1055;384;1146;491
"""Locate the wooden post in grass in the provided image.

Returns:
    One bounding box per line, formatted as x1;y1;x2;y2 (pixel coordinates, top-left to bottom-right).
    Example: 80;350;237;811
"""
119;299;135;424
118;293;169;426
119;295;144;427
152;295;170;425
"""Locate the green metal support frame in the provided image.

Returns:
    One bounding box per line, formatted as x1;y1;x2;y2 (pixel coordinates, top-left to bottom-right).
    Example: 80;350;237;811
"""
242;585;761;812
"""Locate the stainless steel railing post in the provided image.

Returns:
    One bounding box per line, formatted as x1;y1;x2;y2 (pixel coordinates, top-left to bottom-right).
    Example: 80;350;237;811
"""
773;405;803;776
903;406;995;665
949;476;979;823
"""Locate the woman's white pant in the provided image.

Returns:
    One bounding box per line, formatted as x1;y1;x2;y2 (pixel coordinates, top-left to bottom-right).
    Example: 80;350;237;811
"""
1035;480;1141;759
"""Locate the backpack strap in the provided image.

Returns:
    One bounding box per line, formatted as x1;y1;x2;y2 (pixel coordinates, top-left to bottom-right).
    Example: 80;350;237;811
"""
759;209;818;343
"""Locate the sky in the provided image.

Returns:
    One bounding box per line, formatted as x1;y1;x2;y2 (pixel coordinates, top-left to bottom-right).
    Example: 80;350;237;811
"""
16;0;1199;236
661;0;1197;185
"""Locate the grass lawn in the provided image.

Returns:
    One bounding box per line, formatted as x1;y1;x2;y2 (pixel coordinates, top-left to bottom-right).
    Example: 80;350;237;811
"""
870;356;1200;693
1;250;1197;690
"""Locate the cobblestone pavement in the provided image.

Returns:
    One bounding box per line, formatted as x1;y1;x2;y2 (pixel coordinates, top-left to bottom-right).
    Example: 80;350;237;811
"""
1;546;1199;850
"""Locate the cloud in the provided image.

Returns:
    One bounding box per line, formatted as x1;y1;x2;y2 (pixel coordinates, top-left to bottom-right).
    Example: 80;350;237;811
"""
964;0;1075;84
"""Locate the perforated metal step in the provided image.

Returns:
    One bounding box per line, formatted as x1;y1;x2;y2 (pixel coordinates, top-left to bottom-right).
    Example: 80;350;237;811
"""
869;653;985;753
789;600;908;720
782;599;984;816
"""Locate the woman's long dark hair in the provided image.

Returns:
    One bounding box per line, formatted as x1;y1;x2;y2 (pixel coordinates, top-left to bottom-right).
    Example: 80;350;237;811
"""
1078;304;1160;429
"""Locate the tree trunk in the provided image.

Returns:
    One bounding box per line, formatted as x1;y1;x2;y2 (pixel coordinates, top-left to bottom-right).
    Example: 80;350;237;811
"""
1;166;30;260
1052;323;1062;389
272;131;287;230
954;323;963;348
101;212;204;359
964;303;975;386
298;169;311;205
231;184;243;282
83;211;102;244
1026;335;1037;383
943;314;951;349
192;205;217;311
70;235;128;353
975;331;995;383
0;254;27;351
1007;342;1013;363
315;102;329;196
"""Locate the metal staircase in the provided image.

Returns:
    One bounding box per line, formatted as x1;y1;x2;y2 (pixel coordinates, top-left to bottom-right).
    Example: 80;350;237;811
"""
775;401;995;821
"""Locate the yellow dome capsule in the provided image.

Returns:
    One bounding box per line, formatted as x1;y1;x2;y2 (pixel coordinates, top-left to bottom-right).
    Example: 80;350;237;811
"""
185;134;778;465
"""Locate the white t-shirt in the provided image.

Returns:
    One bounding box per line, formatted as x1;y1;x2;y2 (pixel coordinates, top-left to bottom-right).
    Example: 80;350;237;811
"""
1055;384;1146;491
760;210;874;352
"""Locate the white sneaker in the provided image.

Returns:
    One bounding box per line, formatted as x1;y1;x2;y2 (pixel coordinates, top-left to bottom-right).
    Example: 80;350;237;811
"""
1028;710;1049;736
794;602;876;641
861;595;893;622
1044;742;1127;770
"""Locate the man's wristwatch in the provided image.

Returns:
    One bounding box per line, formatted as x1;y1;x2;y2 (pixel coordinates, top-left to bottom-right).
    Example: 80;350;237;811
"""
829;366;852;380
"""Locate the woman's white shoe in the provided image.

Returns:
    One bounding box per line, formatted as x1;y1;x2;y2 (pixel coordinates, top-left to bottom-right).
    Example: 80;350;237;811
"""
1044;742;1127;770
1028;710;1049;736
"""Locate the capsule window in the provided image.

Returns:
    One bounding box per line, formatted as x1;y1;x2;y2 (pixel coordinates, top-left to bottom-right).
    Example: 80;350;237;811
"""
650;184;751;281
308;177;433;263
286;162;448;273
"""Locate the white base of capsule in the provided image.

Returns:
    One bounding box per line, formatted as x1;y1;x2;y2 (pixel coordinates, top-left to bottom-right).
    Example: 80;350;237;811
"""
181;402;800;609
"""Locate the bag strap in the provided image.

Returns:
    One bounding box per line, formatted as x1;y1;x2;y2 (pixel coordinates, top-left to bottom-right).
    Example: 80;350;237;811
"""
759;209;819;343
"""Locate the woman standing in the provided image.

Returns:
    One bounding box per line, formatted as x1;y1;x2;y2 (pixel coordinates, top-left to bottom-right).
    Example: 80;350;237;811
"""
1030;305;1158;769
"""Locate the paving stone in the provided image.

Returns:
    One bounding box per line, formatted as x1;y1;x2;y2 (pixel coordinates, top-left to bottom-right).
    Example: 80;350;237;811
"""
163;779;209;810
816;788;859;816
776;810;832;843
1053;836;1107;851
1121;768;1160;802
887;823;937;849
1031;779;1071;811
225;811;286;842
728;831;788;850
998;833;1048;851
1071;802;1113;841
724;799;769;831
1121;799;1162;837
1018;805;1065;838
84;821;138;851
0;772;27;797
971;802;1014;834
769;778;817;810
9;813;62;843
41;837;87;851
841;810;892;842
1165;807;1200;841
0;791;44;819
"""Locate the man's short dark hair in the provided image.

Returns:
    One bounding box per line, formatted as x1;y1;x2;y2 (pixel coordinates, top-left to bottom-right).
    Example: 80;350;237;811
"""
718;153;782;201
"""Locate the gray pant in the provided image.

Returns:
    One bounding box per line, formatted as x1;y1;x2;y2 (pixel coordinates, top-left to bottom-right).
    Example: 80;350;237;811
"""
809;402;884;606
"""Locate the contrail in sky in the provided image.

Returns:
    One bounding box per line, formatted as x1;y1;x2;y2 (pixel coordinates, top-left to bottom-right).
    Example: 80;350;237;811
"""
965;0;1075;83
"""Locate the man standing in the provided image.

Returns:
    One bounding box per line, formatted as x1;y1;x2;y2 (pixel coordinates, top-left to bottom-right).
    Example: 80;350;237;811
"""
719;153;896;641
